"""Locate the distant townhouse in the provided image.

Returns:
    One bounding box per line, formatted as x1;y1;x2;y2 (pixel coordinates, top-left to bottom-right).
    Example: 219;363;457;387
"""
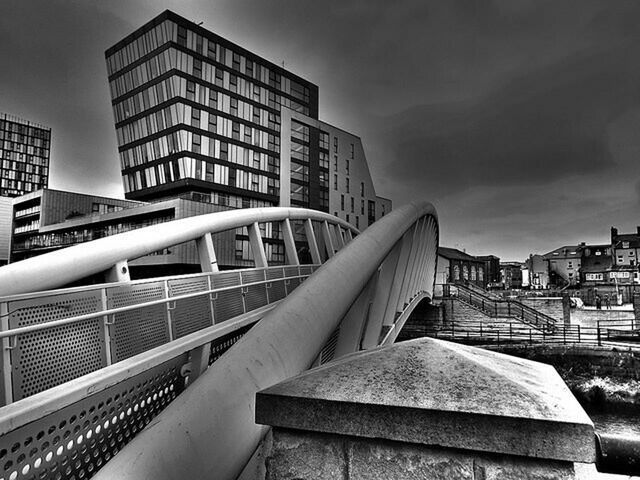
526;254;550;289
610;227;640;284
500;262;523;289
476;255;501;285
437;247;487;288
543;245;582;287
579;244;613;286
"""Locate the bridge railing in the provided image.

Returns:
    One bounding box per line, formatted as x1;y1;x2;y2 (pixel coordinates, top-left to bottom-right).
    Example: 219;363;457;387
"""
442;283;557;331
0;265;318;406
0;202;438;480
91;201;438;480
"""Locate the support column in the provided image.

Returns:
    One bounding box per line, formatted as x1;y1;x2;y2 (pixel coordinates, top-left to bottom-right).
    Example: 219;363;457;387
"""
196;232;219;273
281;219;300;266
333;224;345;250
321;221;335;258
105;259;130;283
304;219;322;265
248;222;268;268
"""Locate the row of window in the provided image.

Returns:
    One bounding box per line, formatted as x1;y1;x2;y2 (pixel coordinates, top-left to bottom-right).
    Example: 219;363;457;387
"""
0;179;41;195
117;103;280;154
14;219;39;234
2;159;48;174
452;264;485;282
0;120;50;139
1;142;49;158
12;215;175;250
120;130;280;175
1;169;45;185
14;205;40;218
107;20;175;75
0;131;50;148
234;239;285;263
123;157;279;196
110;46;310;116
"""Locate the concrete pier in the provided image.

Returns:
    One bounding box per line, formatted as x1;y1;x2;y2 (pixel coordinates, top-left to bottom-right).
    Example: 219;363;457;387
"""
256;337;596;479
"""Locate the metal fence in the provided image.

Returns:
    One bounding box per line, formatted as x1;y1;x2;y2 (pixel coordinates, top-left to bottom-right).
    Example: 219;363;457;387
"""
0;265;318;406
443;283;557;331
422;318;638;347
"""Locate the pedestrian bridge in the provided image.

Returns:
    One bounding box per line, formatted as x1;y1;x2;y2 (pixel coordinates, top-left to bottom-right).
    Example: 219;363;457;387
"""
0;202;439;480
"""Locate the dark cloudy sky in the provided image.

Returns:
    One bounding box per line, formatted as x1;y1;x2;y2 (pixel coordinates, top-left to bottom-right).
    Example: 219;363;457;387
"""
1;0;639;261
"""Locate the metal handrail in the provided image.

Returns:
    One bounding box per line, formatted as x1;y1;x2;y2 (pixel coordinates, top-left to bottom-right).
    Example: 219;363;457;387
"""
0;270;314;340
446;283;557;330
0;207;357;296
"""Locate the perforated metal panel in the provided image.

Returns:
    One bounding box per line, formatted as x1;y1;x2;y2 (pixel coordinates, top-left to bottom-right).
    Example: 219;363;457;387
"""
0;355;186;480
266;280;286;302
265;268;284;280
210;271;241;289
299;265;314;275
283;266;300;278
167;276;213;339
106;282;169;363
212;290;245;323
240;270;268;311
320;325;340;364
8;292;106;401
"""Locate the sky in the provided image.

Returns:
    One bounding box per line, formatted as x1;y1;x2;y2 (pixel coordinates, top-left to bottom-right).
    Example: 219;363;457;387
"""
1;0;639;261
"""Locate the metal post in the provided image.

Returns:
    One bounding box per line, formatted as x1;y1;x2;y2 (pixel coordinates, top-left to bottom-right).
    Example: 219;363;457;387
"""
101;288;113;367
509;323;512;340
597;320;602;346
529;329;532;344
304;218;322;264
248;222;268;268
281;218;300;266
0;301;13;406
165;279;174;342
578;325;581;343
196;232;219;272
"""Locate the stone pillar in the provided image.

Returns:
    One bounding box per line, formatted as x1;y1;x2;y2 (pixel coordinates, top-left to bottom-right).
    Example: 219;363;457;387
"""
256;338;596;480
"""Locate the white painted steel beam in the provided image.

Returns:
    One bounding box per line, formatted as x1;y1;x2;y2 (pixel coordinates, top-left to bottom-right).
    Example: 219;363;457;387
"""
105;260;130;283
281;219;300;266
196;233;219;273
248;222;269;268
321;221;335;258
93;201;438;480
0;207;357;297
304;219;322;264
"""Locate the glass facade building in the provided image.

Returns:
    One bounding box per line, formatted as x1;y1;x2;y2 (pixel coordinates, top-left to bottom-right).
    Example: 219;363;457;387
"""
0;113;50;198
105;10;319;207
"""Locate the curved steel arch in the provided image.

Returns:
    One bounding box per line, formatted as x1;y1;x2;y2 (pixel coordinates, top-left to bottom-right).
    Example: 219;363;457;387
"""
94;201;438;480
0;207;357;297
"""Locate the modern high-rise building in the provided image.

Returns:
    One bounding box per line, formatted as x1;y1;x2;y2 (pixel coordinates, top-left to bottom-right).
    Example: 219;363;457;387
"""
0;113;51;264
104;10;389;229
0;113;51;198
105;10;318;208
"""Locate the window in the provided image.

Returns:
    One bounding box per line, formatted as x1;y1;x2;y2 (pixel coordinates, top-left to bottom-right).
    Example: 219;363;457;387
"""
350;197;354;213
350;143;354;158
333;155;338;171
340;194;345;211
345;177;349;193
453;265;460;281
462;265;469;280
346;214;350;223
333;174;337;190
177;26;187;47
623;241;630;248
345;159;350;175
361;200;364;215
360;182;364;197
355;216;359;229
333;137;338;153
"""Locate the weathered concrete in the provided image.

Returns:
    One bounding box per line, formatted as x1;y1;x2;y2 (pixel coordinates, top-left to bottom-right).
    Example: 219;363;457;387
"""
256;337;596;466
267;429;575;480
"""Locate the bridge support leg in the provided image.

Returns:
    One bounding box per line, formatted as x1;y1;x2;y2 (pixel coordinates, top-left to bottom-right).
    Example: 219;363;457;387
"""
196;233;219;273
332;272;379;358
321;221;335;258
333;225;345;250
105;259;130;283
248;222;269;268
304;219;322;264
0;301;13;406
281;219;300;266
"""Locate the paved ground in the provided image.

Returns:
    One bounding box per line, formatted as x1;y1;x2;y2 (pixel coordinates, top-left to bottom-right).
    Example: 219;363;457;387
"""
575;463;640;479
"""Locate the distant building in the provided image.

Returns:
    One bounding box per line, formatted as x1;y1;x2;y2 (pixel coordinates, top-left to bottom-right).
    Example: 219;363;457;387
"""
500;262;523;289
0;113;52;265
610;227;640;284
579;244;612;286
437;247;487;288
10;189;284;277
526;254;550;289
476;255;501;285
543;245;583;287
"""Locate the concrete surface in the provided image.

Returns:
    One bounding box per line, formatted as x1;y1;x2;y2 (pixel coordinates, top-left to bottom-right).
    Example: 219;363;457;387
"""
256;337;596;463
